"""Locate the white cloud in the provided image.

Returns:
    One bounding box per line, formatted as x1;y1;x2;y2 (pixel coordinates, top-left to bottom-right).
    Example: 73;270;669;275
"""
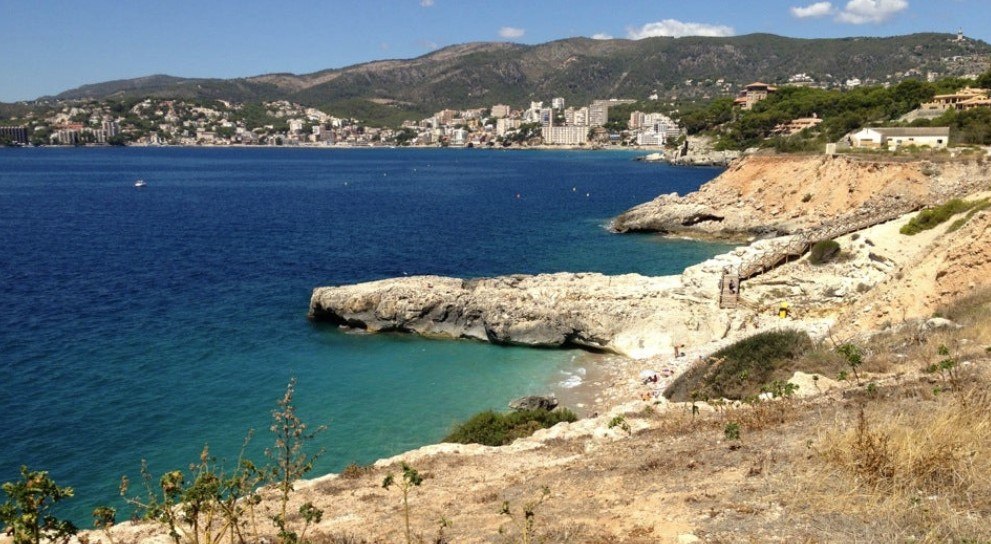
591;33;613;40
836;0;908;24
419;0;434;6
499;26;525;39
790;2;834;18
626;19;735;39
418;39;438;50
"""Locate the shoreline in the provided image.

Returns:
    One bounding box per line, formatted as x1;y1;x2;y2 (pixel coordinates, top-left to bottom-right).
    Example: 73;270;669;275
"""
2;142;670;151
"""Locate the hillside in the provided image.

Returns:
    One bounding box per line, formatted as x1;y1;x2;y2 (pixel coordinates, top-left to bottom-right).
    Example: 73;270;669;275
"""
45;33;991;123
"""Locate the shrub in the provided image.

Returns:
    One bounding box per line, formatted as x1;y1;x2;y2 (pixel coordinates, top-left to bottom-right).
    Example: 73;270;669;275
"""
724;422;741;441
900;198;988;235
339;463;371;480
608;416;631;434
444;409;578;446
808;240;841;265
665;330;813;401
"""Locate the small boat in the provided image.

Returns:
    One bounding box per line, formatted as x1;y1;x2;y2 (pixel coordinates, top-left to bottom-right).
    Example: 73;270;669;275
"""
134;179;147;188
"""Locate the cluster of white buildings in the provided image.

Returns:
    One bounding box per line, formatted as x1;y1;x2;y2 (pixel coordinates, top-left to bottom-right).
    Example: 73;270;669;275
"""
13;93;684;148
404;97;679;147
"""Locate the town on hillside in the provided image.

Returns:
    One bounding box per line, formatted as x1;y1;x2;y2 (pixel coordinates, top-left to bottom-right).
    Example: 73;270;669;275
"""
0;96;683;149
3;66;991;154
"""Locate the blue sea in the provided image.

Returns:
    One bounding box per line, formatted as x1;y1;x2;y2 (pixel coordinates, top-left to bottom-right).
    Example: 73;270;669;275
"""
0;147;725;523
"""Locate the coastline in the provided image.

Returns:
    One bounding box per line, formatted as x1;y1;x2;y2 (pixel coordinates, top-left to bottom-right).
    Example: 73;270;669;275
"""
38;151;991;543
8;142;672;153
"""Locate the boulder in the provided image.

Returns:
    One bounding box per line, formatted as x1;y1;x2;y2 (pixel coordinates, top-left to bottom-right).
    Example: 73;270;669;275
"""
919;317;961;332
509;395;559;411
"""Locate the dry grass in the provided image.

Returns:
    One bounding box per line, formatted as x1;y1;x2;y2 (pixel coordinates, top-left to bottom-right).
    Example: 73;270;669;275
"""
789;381;991;543
338;462;373;480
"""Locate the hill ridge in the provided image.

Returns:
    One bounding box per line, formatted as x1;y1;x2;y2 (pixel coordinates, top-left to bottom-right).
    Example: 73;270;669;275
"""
36;32;991;123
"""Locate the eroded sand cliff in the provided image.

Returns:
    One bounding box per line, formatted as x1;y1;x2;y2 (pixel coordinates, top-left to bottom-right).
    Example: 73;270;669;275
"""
611;154;989;239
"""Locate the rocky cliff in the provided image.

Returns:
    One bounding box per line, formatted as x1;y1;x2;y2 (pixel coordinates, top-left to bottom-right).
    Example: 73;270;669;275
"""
838;197;991;333
611;154;990;239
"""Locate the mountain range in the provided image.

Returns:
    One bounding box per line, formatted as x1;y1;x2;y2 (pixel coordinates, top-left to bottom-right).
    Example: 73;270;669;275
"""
36;33;991;124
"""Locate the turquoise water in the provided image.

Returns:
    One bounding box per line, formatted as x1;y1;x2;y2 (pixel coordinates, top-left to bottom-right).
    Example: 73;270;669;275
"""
0;147;726;522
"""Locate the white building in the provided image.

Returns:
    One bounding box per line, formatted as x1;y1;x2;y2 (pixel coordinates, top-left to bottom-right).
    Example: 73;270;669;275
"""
102;121;120;137
589;102;609;127
551;97;565;110
496;118;522;137
850;127;950;150
539;108;554;127
312;125;334;143
573;107;589;127
490;104;511;118
451;128;469;146
542;126;588;146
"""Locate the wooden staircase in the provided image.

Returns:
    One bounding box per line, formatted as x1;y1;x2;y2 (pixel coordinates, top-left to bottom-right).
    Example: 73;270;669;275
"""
719;272;740;309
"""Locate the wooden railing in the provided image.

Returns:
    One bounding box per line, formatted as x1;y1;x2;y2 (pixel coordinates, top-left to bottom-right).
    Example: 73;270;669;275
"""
737;202;922;281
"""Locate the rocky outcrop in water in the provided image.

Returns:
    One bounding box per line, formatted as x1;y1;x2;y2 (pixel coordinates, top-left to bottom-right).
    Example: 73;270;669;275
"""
309;272;733;359
509;395;559;411
636;136;740;167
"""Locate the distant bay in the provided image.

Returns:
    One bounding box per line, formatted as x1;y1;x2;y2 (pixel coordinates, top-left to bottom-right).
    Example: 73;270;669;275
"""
0;147;728;522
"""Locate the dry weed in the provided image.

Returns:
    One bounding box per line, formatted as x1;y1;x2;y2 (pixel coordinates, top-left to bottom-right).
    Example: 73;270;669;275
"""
801;385;991;542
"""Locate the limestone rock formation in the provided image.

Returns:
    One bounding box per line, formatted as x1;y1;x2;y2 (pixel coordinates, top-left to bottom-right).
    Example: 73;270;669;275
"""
309;272;733;359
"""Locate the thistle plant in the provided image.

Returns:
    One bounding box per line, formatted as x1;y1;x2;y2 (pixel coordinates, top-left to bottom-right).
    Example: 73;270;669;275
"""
837;343;863;382
382;463;423;544
121;463;188;544
266;377;326;544
92;506;117;544
499;486;550;544
0;467;77;544
925;344;962;396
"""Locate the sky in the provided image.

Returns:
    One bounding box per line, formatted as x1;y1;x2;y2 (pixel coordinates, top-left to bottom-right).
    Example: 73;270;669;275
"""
1;0;988;102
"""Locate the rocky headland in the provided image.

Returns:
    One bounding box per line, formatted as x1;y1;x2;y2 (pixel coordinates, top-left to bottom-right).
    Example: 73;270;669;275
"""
612;154;989;239
309;154;991;360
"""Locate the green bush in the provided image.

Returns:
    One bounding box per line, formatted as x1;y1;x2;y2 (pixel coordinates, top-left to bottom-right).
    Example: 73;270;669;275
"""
444;409;578;446
665;330;813;401
809;240;841;265
901;199;988;235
